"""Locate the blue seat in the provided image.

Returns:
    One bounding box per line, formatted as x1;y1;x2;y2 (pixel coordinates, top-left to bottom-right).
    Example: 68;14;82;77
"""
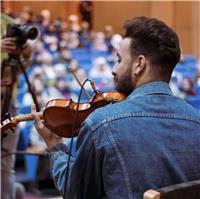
184;55;197;63
71;48;88;54
18;74;26;89
194;86;200;95
73;54;91;61
71;48;90;59
19;121;33;148
91;50;110;59
182;70;196;78
79;59;92;65
18;105;31;114
24;155;39;181
187;96;200;110
80;62;92;73
17;89;27;105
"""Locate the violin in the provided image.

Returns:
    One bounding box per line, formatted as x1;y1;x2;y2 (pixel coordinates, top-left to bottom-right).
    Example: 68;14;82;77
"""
1;69;125;137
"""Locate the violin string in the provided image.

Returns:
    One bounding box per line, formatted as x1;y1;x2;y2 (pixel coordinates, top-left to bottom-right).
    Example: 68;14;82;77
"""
65;78;91;194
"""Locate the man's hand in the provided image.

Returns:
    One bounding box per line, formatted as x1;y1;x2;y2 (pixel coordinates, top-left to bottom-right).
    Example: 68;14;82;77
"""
0;37;16;53
1;37;32;57
31;104;62;149
22;41;33;58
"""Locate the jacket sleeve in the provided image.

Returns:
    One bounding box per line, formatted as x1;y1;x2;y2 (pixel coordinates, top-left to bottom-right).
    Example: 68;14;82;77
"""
47;119;103;199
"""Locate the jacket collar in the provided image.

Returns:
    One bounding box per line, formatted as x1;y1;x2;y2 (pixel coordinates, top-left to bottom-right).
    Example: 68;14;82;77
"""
128;81;174;100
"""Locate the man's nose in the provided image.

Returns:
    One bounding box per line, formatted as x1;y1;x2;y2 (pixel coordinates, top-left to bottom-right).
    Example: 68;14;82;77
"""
112;71;116;77
112;63;118;77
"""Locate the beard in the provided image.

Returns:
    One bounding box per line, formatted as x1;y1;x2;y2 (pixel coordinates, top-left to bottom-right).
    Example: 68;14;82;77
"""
114;69;135;96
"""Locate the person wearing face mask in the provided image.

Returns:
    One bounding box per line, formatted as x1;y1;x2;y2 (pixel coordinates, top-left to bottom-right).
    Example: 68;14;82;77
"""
31;16;200;199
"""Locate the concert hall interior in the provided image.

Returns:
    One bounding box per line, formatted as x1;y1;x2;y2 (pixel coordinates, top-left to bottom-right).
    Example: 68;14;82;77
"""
1;1;200;199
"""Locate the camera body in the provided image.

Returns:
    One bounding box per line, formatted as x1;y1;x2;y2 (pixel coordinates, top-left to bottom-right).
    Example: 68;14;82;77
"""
1;23;38;86
6;23;38;49
1;24;39;118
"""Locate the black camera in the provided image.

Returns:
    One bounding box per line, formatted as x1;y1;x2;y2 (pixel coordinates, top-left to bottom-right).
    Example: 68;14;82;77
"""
1;23;39;87
1;24;39;118
6;23;38;49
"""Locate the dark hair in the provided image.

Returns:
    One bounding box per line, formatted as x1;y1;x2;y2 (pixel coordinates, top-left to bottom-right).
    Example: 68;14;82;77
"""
124;16;180;75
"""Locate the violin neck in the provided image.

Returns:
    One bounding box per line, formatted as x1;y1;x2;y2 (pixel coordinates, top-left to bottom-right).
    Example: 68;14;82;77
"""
14;111;43;122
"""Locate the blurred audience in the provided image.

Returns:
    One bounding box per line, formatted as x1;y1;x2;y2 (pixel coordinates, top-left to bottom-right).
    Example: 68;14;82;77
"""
67;14;80;32
107;33;123;64
92;32;108;51
79;21;91;48
61;31;80;49
180;78;196;97
89;57;112;80
104;25;114;50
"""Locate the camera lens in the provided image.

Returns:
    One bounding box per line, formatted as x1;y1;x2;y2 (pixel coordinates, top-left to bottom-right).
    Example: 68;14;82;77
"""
27;27;38;40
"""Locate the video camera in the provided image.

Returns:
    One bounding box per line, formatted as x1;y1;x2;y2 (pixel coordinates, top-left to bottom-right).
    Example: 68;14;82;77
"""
1;24;40;119
6;23;38;49
1;23;39;87
1;23;39;128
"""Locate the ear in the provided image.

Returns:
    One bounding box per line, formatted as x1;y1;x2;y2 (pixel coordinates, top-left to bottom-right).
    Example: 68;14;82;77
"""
132;55;146;76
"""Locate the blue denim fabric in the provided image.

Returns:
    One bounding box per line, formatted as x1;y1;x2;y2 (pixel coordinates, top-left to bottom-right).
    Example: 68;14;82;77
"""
47;81;200;199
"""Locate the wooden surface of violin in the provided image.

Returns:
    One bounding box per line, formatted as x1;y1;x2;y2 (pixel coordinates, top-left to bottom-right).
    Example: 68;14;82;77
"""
1;91;125;137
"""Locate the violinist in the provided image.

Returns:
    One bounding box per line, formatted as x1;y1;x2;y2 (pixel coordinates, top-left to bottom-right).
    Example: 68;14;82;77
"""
32;16;200;199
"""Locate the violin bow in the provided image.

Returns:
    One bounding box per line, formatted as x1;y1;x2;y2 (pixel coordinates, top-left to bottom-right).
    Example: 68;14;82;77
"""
68;68;91;100
1;111;43;135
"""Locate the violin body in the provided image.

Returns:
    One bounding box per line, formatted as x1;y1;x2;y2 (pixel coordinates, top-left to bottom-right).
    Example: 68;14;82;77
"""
1;90;125;137
44;99;91;137
44;91;125;137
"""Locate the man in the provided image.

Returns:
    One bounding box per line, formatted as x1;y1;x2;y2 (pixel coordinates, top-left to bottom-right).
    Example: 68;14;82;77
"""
32;16;200;199
1;12;33;199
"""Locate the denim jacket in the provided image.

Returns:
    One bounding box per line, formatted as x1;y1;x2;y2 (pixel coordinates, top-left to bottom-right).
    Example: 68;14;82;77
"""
47;81;200;199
